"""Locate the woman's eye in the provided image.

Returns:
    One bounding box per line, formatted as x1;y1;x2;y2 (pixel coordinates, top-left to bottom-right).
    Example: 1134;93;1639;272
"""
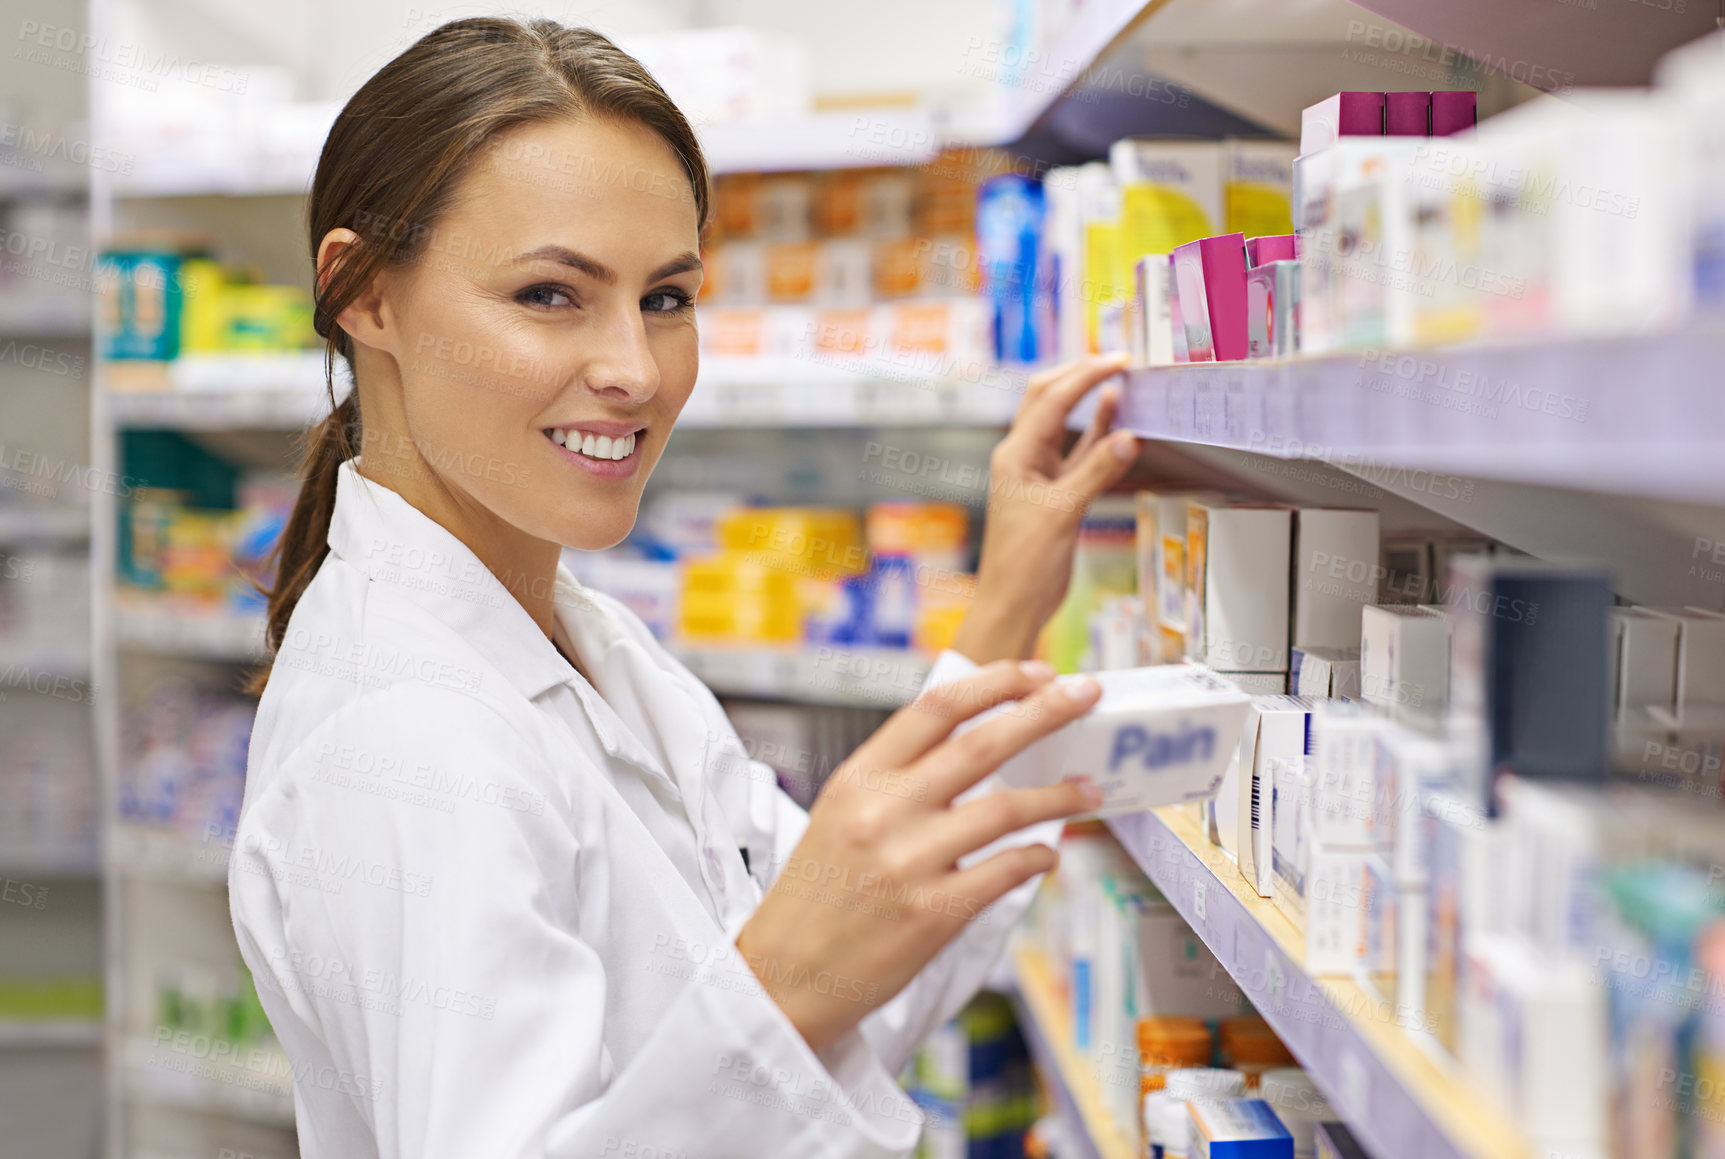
642;290;692;314
518;284;574;308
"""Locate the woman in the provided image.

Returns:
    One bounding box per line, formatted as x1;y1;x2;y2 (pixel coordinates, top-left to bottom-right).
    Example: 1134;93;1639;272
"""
230;17;1140;1158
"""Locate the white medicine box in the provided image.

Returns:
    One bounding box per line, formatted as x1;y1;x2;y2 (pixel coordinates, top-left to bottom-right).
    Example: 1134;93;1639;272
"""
1293;508;1381;652
1359;604;1449;723
1186;503;1292;674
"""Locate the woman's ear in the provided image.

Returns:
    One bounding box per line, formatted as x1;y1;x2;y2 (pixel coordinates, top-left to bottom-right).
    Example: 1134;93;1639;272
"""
316;227;398;356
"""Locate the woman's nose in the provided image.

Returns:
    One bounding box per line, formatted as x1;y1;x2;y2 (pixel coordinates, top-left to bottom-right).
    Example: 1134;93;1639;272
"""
581;306;659;404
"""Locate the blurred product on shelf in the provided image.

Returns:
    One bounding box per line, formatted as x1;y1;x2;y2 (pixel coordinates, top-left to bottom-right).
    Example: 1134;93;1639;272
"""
1257;1069;1335;1158
1016;822;1267;1156
1026;38;1725;368
1170;233;1249;363
978;173;1048;365
97;236;317;363
117;432;291;611
99;64;340;193
1045;494;1136;674
0;687;97;861
154;959;275;1053
119;679;253;843
697;298;994;378
0;196;89;324
0;542;90;660
571;492;975;657
1081;476;1725;1156
702;151;989;310
1187;1098;1296;1157
0;976;101;1024
901;990;1038;1159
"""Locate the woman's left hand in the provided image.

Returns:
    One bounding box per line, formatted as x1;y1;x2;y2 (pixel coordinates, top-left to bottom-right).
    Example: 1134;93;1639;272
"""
951;354;1141;665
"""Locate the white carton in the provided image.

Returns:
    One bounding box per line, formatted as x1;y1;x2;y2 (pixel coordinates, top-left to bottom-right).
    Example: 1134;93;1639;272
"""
1648;607;1725;712
1236;696;1316;898
1293;508;1381;653
1611;608;1680;719
1216;671;1289;695
1310;701;1392;848
1306;835;1369;975
1359;604;1448;723
1132;887;1246;1019
1269;755;1314;928
987;665;1253;818
1373;725;1453;888
1291;646;1360;700
1133;255;1178;367
1187;503;1292;673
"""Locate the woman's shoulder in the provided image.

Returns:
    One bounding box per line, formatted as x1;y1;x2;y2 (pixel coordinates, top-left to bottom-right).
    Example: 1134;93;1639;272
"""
251;552;556;791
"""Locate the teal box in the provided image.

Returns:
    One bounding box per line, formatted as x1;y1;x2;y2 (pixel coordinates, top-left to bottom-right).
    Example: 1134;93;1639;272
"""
99;250;184;360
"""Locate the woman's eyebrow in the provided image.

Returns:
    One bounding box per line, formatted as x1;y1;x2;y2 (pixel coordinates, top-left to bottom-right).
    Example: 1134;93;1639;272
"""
511;246;703;284
650;251;703;280
514;245;615;284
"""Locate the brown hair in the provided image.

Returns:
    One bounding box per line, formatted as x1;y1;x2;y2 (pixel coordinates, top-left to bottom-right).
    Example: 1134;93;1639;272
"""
244;18;709;695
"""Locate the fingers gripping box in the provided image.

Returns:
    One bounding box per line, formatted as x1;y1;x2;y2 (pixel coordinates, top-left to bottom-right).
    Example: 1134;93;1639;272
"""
983;665;1254;818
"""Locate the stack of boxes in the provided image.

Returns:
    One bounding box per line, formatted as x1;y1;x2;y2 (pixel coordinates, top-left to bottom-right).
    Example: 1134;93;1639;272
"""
698;153;995;374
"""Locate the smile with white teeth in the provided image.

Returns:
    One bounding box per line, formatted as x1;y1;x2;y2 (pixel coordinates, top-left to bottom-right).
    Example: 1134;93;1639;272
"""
547;429;637;461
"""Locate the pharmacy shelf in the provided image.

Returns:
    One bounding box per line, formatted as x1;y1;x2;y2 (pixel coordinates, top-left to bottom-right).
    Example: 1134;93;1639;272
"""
0;504;90;542
103;353;1019;432
0;847;101;878
0;301;91;337
113;596;266;662
113;109;944;198
674;645;929;708
116;1034;295;1125
109;824;228;886
106;352;346;430
687;356;1021;428
1115;323;1725;509
1106;806;1533;1159
1006;947;1136;1159
0;1018;103;1048
0;641;94;680
699;110;942;173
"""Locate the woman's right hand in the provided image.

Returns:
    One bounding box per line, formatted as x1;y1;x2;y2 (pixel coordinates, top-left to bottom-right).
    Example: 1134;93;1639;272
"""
735;660;1104;1053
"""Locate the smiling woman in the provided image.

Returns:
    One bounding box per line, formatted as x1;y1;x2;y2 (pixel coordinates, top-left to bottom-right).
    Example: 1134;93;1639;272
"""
229;15;1139;1159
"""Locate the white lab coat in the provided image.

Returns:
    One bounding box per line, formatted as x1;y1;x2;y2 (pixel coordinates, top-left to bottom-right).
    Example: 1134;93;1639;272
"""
228;458;1057;1159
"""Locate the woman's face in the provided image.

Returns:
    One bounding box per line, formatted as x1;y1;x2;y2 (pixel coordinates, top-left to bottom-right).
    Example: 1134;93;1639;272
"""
374;116;702;551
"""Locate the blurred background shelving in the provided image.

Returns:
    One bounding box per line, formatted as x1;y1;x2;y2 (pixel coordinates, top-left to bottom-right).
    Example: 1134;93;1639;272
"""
0;0;1712;1152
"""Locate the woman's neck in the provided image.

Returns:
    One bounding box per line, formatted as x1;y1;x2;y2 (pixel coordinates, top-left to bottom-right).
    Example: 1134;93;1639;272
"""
355;454;564;642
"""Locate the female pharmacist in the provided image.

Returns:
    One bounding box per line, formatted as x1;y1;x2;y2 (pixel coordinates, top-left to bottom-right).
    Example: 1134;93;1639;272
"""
228;17;1141;1159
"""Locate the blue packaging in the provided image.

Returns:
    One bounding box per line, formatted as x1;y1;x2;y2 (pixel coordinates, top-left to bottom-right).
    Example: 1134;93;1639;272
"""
1189;1098;1295;1157
977;174;1045;364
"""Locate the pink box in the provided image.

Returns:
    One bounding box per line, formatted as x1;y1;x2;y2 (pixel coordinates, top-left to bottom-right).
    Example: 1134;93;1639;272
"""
1246;234;1299;266
1300;92;1386;153
1385;91;1431;136
1431;91;1477;136
1172;233;1250;363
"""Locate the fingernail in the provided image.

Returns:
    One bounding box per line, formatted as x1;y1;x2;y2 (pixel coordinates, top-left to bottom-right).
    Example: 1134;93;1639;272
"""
1020;659;1055;680
1111;431;1139;461
1065;775;1105;808
1061;676;1100;704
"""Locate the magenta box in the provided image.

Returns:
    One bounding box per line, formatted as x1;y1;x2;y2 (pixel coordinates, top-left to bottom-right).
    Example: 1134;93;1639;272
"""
1301;92;1386;152
1246;234;1298;266
1171;233;1250;363
1431;91;1477;136
1385;91;1431;135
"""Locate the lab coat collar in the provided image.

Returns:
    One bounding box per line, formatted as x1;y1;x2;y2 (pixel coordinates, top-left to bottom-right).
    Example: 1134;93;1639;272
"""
326;457;587;704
